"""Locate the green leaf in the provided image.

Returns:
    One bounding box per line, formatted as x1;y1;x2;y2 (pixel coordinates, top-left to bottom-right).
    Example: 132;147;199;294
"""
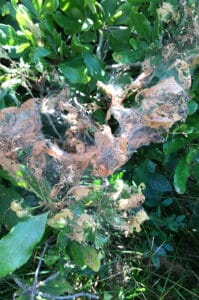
70;242;101;272
129;38;148;51
83;53;106;80
100;0;118;19
161;198;173;207
19;165;51;201
113;50;144;64
0;185;21;229
146;160;156;173
40;274;73;295
32;47;52;62
16;5;33;30
92;109;106;124
31;0;43;12
131;8;152;43
71;35;90;52
0;213;48;278
59;63;90;84
174;158;190;194
70;242;85;267
152;19;161;42
83;245;101;272
15;5;41;44
41;0;59;14
114;3;133;25
109;28;131;51
163;138;187;155
22;0;43;17
152;255;160;269
54;11;81;35
0;24;26;46
148;174;172;192
186;149;197;163
188;101;198;115
0;169;17;186
84;0;97;14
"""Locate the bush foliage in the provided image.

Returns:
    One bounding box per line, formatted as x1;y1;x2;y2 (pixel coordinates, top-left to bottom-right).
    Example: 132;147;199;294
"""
0;1;199;299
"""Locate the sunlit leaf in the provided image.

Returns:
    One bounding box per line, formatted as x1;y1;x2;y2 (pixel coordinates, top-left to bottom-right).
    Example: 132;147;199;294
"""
0;213;48;278
83;53;106;80
70;242;101;272
131;8;152;43
174;158;190;194
59;63;90;84
41;0;59;14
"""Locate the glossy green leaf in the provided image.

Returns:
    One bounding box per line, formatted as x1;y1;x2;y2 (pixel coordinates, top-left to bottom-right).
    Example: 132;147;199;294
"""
186;149;197;163
148;174;172;192
115;3;133;25
22;0;42;17
70;242;101;272
188;101;198;115
152;18;161;42
0;24;25;46
32;0;43;12
59;63;90;84
100;0;118;19
83;53;106;80
113;50;143;64
54;11;81;35
131;9;152;43
41;0;59;14
163;138;187;155
174;158;190;194
0;213;48;278
109;28;131;51
15;5;41;44
92;109;106;124
71;35;90;52
84;0;97;14
32;47;52;62
16;4;34;30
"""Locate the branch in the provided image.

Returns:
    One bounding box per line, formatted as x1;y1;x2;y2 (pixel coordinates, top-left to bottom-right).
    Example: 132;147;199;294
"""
38;291;99;299
96;29;103;60
30;240;50;300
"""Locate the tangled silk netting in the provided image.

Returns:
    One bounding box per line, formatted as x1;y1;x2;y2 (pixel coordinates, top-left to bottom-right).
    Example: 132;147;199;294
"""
0;57;191;199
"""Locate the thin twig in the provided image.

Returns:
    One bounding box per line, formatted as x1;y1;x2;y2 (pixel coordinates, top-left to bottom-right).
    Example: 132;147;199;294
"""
105;62;141;70
12;276;26;289
45;113;63;141
38;291;99;299
96;29;103;60
40;271;60;285
30;240;50;300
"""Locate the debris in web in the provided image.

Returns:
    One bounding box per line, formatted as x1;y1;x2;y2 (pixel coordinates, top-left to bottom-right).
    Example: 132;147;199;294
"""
0;54;192;201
